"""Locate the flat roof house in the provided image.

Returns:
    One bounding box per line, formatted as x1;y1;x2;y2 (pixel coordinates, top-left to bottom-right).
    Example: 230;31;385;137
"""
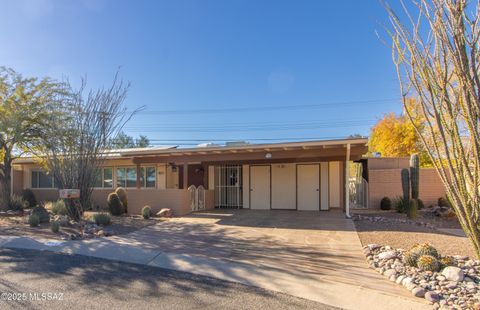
11;138;368;216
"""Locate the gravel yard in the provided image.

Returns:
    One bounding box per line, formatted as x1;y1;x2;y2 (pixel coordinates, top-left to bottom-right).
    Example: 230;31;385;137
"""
353;210;476;259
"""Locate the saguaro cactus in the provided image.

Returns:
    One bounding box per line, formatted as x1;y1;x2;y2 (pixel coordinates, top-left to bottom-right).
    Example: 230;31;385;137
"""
401;168;410;202
410;154;420;200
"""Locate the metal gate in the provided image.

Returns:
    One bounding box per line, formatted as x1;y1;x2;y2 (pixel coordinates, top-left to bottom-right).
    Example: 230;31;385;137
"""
214;165;243;208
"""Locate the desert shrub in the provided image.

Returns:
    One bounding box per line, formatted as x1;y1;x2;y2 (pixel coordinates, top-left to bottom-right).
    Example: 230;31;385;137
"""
380;197;392;210
31;206;50;223
439;256;456;268
50;221;60;233
417;255;440;271
394;196;410;213
107;193;124;216
417;198;425;210
438;197;452;208
8;195;27;211
403;250;419;267
21;189;37;208
142;205;151;219
92;213;112;226
28;214;40;227
115;187;128;213
51;199;68;215
410;243;440;259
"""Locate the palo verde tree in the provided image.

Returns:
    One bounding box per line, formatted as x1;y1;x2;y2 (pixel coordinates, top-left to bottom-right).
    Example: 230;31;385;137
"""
40;73;140;220
0;67;65;209
385;0;480;257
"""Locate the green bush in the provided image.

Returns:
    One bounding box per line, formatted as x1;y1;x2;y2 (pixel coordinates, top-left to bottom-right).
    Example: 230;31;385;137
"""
417;255;440;271
31;206;50;223
92;213;112;226
51;199;68;215
28;214;40;227
438;197;452;208
8;195;27;211
21;189;37;208
115;187;128;213
142;205;151;219
380;197;392;210
411;243;440;259
403;250;419;267
394;196;410;213
107;193;124;216
50;221;60;233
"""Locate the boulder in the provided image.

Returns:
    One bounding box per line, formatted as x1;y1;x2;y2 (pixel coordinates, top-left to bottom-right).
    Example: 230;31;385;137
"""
378;250;396;260
156;208;172;218
425;291;440;302
384;269;397;278
442;267;464;282
412;287;426;298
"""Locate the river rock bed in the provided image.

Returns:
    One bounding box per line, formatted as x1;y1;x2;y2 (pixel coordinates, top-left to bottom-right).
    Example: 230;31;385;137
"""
364;244;480;309
353;214;437;229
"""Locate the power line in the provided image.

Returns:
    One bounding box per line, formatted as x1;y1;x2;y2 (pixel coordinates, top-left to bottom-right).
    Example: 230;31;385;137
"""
136;98;400;115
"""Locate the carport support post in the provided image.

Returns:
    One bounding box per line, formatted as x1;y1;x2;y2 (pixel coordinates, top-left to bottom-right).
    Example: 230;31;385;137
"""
345;143;351;218
183;162;188;189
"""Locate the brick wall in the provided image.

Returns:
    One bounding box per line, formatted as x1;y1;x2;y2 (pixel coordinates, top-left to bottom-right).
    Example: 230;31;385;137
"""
368;167;446;209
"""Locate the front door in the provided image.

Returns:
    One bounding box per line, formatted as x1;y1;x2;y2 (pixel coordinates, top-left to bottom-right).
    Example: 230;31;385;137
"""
297;164;320;211
250;165;270;210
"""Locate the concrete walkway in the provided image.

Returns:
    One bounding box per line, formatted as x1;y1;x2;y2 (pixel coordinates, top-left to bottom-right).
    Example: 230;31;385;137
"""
0;210;431;310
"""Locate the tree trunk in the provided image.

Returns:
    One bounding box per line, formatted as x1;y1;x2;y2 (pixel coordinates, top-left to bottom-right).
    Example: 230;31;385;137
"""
0;159;12;210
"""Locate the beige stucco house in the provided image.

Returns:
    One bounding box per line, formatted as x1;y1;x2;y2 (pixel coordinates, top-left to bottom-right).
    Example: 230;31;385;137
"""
11;138;368;216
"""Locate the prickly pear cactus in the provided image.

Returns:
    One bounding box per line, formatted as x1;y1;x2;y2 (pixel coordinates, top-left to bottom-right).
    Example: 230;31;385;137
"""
410;154;419;200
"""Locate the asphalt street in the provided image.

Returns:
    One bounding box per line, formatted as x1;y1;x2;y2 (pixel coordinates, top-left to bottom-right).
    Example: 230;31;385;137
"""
0;248;337;310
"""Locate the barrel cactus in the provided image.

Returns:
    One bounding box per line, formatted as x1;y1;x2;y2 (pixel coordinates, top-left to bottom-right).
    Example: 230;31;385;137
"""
115;187;128;213
403;250;419;267
107;192;124;216
411;243;439;259
401;168;410;202
439;256;456;268
417;255;440;271
410;154;419;199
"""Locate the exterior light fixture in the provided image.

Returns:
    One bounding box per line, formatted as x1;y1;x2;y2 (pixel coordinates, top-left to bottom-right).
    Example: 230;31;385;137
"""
265;153;272;159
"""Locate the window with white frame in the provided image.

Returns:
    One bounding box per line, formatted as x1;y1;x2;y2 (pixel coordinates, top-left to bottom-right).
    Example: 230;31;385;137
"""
31;171;56;189
115;166;156;188
94;167;113;188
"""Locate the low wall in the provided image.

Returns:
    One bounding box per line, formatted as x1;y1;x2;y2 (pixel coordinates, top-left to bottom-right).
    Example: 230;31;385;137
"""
31;188;192;216
368;168;446;209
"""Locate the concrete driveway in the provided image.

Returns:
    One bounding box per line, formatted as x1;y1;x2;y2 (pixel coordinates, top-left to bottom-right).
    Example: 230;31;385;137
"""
106;209;430;310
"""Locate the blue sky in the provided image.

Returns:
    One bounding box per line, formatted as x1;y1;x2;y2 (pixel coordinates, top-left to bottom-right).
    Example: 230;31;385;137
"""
0;0;407;146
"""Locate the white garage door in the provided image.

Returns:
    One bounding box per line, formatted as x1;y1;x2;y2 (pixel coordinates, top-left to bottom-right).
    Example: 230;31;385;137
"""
297;164;320;211
250;165;271;210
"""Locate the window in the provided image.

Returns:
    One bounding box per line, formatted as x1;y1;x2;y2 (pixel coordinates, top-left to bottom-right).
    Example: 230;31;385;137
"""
142;166;156;188
94;168;113;188
31;171;55;189
116;166;156;188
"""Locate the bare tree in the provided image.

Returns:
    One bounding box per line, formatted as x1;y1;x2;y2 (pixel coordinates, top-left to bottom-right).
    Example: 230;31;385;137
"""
40;73;139;219
385;0;480;257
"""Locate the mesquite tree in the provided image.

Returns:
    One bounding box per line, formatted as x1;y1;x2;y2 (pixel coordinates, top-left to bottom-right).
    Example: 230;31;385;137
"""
40;73;138;219
385;0;480;257
0;68;65;209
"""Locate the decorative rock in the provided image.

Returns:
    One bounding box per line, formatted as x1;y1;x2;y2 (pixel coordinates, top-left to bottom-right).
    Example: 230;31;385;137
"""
396;275;406;284
445;282;458;290
378;250;397;260
367;244;381;251
156;208;172;218
384;269;396;278
402;277;414;287
406;282;417;291
425;291;441;302
412;287;426;297
442;267;465;282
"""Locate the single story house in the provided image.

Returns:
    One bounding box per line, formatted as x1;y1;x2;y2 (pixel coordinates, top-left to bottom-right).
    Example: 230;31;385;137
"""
11;138;368;216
